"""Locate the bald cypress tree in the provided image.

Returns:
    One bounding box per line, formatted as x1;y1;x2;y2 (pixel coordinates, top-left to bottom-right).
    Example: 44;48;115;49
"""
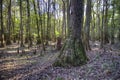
54;0;88;67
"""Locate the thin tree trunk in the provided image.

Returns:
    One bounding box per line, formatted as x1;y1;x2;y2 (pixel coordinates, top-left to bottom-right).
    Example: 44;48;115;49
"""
118;28;120;41
91;13;95;41
84;0;91;50
100;0;105;48
26;0;32;47
6;0;12;45
43;0;46;42
67;0;70;36
53;0;56;41
13;1;16;43
19;0;24;47
0;0;5;47
46;0;51;45
111;0;115;44
96;0;101;41
62;0;66;39
104;0;109;44
33;0;41;44
37;0;45;51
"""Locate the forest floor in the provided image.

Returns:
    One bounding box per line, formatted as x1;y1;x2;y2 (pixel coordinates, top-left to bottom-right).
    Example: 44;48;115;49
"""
0;41;120;80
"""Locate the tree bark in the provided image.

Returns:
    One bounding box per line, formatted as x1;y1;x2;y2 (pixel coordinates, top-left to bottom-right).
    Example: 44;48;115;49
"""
96;0;101;41
46;0;51;45
37;0;45;51
118;29;120;41
111;0;115;44
100;0;105;48
54;0;88;67
104;0;109;44
33;0;41;44
6;0;12;45
26;0;32;47
53;0;56;41
67;0;70;35
0;0;5;47
84;0;91;50
62;0;67;39
19;0;24;47
91;11;95;41
12;0;16;43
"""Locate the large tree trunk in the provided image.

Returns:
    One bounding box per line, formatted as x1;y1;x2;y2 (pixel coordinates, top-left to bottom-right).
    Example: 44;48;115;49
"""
84;0;91;50
54;0;88;67
0;0;5;47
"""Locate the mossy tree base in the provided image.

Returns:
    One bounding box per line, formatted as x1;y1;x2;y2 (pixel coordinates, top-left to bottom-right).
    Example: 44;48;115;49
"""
54;37;88;67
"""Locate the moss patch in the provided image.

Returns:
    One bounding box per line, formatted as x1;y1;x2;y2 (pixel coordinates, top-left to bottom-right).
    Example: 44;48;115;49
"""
53;38;88;67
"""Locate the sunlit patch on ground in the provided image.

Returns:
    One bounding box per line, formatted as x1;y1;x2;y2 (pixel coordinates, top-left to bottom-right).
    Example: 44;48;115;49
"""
0;42;120;80
0;44;58;80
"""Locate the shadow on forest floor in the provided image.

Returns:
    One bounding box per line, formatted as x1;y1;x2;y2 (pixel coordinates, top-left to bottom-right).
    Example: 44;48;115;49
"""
0;41;120;80
0;44;58;80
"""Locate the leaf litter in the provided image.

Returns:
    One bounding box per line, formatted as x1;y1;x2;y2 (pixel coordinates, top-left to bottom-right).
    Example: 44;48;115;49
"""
0;42;120;80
